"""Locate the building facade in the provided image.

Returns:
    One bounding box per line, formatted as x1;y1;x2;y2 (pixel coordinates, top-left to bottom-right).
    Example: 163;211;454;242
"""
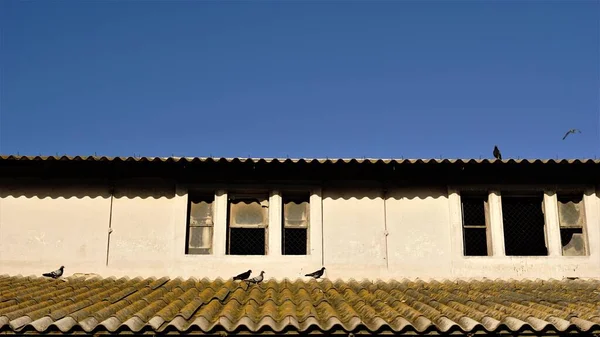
1;155;599;336
1;155;598;281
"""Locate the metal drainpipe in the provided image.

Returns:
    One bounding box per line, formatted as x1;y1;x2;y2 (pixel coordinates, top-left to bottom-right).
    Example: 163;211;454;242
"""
105;185;115;266
382;183;390;270
320;183;325;267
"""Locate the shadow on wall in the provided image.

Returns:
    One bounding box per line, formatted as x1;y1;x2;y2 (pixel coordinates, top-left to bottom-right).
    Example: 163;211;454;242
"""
324;185;448;201
0;179;182;199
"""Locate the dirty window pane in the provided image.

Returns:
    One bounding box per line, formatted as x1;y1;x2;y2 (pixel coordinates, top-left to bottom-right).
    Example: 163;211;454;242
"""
227;194;269;255
189;201;213;226
557;193;588;256
230;199;268;228
186;193;215;255
557;194;586;228
284;201;309;228
188;227;213;254
560;228;586;256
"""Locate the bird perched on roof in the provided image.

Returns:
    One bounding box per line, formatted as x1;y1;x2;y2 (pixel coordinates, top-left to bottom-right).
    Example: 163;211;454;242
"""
232;269;252;281
246;271;265;285
305;267;326;279
493;146;502;160
42;266;64;279
562;129;581;140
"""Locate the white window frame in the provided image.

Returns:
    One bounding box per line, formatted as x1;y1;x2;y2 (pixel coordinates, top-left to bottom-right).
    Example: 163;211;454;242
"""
448;185;594;258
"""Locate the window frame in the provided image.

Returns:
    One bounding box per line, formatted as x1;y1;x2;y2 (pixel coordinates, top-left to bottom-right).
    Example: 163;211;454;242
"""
185;191;216;255
459;191;492;256
281;192;311;255
556;190;590;256
451;185;593;258
226;191;270;255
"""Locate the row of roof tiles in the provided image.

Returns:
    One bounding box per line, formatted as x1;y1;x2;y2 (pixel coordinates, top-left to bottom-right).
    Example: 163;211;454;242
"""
1;154;599;165
0;275;598;335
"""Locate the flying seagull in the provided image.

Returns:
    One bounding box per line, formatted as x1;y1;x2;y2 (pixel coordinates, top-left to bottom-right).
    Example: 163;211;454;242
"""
305;267;326;279
233;269;252;281
246;271;265;285
493;146;502;160
562;129;581;140
42;266;64;279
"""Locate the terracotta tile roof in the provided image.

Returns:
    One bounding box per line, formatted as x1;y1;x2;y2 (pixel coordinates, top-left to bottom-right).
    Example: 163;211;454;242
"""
0;275;599;335
1;154;599;165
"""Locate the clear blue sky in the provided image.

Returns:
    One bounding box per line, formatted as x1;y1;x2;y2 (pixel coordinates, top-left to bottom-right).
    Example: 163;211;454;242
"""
1;0;598;159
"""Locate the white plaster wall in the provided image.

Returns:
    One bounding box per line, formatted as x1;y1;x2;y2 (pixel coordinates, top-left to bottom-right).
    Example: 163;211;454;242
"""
107;184;178;270
321;188;387;279
0;184;111;276
1;181;598;281
385;187;452;278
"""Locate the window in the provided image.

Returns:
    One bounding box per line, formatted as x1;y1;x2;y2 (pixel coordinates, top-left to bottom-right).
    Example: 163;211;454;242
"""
227;193;269;255
186;193;214;255
282;193;310;255
557;193;588;256
501;193;548;256
460;193;490;256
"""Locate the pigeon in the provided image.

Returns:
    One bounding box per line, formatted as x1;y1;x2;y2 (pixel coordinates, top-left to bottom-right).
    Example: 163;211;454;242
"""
562;129;581;140
246;271;265;285
42;266;64;279
305;267;326;279
493;145;502;160
233;269;252;281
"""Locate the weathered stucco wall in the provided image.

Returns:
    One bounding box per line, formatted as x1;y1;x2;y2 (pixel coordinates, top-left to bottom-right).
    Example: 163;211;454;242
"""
385;187;453;278
0;183;111;274
321;188;387;279
1;181;599;280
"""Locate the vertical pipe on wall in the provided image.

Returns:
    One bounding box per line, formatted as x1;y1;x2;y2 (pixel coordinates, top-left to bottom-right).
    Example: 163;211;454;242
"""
105;185;114;266
320;186;325;267
382;184;389;270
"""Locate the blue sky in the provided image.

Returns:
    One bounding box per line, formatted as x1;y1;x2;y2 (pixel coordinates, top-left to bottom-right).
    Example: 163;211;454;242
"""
1;0;598;159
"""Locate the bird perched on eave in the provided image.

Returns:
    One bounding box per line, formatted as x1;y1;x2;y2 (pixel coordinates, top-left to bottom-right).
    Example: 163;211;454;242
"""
246;271;265;285
562;129;581;140
233;269;252;281
493;145;502;160
42;266;64;279
305;267;326;279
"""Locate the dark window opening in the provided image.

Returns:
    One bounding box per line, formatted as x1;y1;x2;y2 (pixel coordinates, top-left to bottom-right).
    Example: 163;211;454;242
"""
227;194;268;255
461;193;489;256
557;193;588;256
501;194;547;256
228;228;266;255
282;193;310;255
186;193;214;255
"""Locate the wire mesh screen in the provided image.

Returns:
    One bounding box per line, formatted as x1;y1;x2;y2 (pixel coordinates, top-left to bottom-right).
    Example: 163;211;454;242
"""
283;228;307;255
228;228;266;255
461;195;488;256
501;195;548;256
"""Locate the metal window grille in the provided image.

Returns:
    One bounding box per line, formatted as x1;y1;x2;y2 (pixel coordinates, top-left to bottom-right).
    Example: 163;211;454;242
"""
227;194;268;255
501;194;547;256
282;194;309;255
186;193;214;255
557;193;588;256
461;193;489;256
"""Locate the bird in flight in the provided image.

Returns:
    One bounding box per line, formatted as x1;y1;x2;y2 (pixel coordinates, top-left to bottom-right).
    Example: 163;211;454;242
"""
493;146;502;160
562;129;581;140
305;267;326;279
42;266;64;279
232;269;252;281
